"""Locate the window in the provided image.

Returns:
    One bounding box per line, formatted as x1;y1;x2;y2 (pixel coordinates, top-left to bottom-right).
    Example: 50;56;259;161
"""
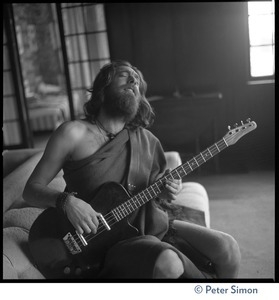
248;0;274;79
61;3;110;117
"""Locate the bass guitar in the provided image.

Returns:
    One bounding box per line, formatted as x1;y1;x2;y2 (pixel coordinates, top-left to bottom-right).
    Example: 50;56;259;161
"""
29;119;257;278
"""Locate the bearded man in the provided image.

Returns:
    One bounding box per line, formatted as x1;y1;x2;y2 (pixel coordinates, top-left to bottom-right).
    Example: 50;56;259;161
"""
24;61;240;279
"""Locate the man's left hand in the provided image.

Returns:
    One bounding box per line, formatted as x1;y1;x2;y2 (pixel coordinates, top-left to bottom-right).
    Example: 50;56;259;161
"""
158;169;182;202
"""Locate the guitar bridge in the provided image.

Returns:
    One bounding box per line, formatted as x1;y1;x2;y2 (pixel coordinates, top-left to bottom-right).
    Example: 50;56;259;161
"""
63;232;82;255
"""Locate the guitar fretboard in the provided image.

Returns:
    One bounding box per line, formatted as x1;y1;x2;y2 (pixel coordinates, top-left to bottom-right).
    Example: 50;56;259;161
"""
111;138;228;221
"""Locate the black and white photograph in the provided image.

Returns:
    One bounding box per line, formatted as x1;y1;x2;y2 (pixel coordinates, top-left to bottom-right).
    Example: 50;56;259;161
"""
3;1;276;297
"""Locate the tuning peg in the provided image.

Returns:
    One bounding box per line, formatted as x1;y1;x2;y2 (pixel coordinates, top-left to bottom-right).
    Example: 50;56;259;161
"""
228;125;231;130
241;120;244;125
246;118;251;122
234;123;238;128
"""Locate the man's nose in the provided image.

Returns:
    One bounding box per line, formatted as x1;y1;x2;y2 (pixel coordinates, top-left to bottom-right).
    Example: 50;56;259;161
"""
128;74;137;84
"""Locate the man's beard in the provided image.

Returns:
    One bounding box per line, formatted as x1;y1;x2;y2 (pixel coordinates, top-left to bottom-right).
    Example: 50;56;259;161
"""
103;86;140;122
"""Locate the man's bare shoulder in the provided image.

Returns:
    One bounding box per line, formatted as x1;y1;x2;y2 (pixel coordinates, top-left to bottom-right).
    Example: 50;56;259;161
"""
54;120;89;141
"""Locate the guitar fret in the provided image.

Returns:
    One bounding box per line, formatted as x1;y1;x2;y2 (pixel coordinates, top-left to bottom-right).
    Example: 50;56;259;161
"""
196;155;203;164
223;137;228;147
114;207;121;219
194;157;199;166
124;202;132;213
135;195;142;207
131;199;138;210
169;173;175;180
179;167;187;176
137;194;144;205
200;152;206;162
115;207;124;220
149;187;156;197
202;150;210;160
153;183;161;193
215;143;220;152
112;210;121;221
187;161;193;171
174;169;182;179
145;189;152;199
140;193;146;204
207;148;213;157
150;186;157;197
119;205;127;217
122;204;129;217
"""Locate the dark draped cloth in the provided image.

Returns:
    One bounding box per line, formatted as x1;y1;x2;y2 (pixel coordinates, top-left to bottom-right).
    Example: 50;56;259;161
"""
63;127;169;239
62;127;215;279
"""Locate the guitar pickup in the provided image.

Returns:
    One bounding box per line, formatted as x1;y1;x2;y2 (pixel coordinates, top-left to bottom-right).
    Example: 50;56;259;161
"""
99;214;111;231
76;231;88;246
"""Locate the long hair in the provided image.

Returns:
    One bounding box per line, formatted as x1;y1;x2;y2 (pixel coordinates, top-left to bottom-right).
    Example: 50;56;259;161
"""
84;60;154;129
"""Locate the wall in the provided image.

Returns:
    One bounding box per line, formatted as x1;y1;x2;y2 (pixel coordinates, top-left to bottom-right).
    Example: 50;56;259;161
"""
105;3;274;171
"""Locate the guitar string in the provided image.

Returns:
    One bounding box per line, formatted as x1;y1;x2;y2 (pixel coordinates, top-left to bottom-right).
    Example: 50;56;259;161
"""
71;129;248;246
72;136;231;246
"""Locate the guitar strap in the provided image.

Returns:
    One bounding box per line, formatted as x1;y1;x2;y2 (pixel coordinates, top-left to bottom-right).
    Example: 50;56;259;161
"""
127;129;141;195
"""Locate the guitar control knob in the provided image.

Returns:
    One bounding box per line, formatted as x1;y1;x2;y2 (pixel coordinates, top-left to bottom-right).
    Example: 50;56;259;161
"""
63;266;71;275
75;267;82;276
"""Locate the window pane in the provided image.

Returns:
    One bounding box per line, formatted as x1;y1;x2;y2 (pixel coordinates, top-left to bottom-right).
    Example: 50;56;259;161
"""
249;15;274;46
3;122;22;146
82;61;91;87
250;45;274;77
66;35;79;62
69;63;82;88
88;33;110;60
3;71;14;96
63;8;78;35
3;45;10;70
75;7;85;34
78;34;88;61
248;1;273;15
3;96;19;121
84;4;106;32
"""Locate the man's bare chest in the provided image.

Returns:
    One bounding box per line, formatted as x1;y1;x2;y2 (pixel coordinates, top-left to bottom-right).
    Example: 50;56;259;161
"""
69;131;109;162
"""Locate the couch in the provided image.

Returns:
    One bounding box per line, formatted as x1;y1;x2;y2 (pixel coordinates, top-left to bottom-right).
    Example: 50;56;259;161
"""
3;148;210;280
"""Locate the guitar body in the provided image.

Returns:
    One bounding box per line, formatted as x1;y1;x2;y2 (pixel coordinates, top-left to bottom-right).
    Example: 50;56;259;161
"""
29;182;139;279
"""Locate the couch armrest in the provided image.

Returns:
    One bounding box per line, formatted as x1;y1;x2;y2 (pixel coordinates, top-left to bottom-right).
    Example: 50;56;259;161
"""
3;148;44;177
3;151;44;214
164;151;182;170
173;182;210;228
164;151;210;227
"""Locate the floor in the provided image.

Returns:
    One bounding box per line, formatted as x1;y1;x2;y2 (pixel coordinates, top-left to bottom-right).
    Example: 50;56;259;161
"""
188;170;275;279
33;132;275;280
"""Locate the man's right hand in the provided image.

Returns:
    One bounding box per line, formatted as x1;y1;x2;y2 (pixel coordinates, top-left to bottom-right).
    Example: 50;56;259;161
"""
64;195;100;235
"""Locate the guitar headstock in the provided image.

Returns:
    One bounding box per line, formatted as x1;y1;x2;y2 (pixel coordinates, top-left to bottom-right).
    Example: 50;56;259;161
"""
224;118;257;146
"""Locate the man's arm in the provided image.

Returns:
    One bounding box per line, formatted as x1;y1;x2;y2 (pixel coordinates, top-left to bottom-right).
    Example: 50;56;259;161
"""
23;121;75;208
23;121;100;235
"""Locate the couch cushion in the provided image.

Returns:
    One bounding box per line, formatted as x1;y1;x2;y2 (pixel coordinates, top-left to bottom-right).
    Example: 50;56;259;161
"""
3;151;43;213
4;150;65;213
3;207;44;231
3;149;44;177
3;227;45;279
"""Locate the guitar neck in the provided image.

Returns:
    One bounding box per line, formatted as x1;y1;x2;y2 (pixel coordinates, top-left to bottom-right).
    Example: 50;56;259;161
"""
111;137;228;221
